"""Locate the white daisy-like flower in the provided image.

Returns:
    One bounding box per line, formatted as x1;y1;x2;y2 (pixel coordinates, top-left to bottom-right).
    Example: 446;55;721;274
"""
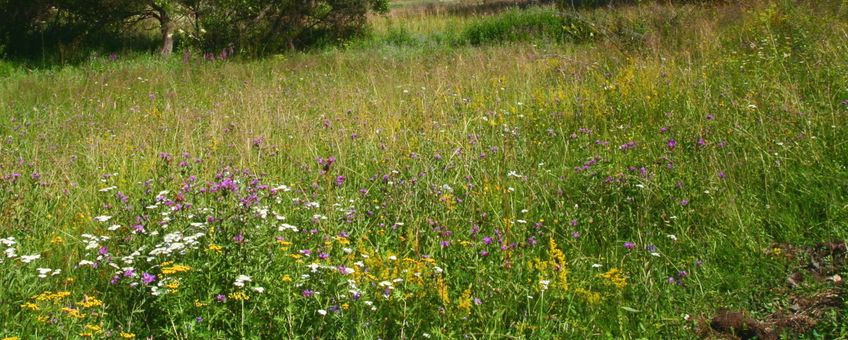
93;215;112;222
234;274;252;287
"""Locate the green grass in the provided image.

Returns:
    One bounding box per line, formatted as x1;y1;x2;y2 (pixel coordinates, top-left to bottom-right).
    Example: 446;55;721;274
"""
0;1;847;338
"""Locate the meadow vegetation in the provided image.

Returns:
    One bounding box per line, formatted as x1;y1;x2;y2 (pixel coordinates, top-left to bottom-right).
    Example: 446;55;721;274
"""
0;0;847;338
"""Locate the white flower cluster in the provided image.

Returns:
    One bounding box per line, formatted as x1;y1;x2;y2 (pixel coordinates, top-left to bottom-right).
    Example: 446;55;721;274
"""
148;231;205;256
2;237;17;261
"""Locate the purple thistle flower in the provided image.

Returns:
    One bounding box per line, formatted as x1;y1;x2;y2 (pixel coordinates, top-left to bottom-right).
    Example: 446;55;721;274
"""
216;294;227;302
233;233;244;244
667;139;677;150
335;175;346;187
680;199;689;206
624;242;636;250
571;231;581;239
302;290;315;298
142;272;156;285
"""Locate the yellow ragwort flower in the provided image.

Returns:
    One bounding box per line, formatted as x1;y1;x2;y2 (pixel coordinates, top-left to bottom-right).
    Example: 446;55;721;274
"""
229;291;250;301
62;307;86;319
161;264;191;275
76;295;103;308
20;302;39;311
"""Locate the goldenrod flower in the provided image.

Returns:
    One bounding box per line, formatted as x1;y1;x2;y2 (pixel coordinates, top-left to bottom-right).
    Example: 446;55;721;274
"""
597;268;628;289
457;289;472;314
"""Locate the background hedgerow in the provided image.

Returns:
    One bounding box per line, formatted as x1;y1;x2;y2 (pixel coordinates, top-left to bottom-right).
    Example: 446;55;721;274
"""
1;0;847;338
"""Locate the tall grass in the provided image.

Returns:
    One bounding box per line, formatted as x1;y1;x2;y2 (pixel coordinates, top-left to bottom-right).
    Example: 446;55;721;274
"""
0;1;846;338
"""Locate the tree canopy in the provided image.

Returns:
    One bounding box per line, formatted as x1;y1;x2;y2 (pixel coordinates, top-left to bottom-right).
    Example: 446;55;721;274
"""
0;0;390;59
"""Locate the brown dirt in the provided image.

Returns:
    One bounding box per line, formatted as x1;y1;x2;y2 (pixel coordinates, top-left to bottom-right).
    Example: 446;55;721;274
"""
699;241;846;339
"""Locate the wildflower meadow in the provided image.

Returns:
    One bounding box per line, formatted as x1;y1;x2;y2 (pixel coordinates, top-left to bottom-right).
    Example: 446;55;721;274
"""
1;0;847;338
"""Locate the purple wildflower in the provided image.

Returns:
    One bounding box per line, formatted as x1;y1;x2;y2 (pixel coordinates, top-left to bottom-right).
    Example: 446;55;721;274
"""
142;272;156;285
667;139;677;150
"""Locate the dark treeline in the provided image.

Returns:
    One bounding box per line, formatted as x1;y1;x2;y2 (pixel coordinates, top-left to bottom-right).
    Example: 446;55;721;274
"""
0;0;389;62
0;0;735;63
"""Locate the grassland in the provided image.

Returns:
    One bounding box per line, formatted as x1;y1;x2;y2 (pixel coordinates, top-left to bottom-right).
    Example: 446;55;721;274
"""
0;1;847;338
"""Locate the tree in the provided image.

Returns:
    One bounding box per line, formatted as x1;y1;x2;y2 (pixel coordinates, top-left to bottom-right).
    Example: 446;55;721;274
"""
0;0;389;60
84;0;184;56
198;0;389;55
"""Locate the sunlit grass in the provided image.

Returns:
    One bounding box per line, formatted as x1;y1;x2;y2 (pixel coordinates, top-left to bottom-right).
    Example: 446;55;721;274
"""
0;1;846;338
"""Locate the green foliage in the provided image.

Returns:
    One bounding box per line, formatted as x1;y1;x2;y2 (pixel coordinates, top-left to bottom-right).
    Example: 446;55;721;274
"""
462;8;575;45
0;1;847;338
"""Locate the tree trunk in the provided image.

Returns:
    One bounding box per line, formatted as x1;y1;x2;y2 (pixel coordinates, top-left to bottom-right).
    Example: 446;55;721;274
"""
160;15;175;56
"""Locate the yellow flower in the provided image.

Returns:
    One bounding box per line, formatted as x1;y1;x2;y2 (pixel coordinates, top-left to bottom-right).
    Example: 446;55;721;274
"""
2;336;20;340
165;280;181;291
229;291;250;301
574;288;601;304
62;307;86;319
457;289;472;314
51;236;64;245
33;291;71;302
208;244;223;253
119;332;136;339
76;295;103;308
597;268;628;289
84;324;102;333
436;277;450;306
161;264;191;275
20;302;39;311
194;300;208;307
548;238;569;291
281;275;292;282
